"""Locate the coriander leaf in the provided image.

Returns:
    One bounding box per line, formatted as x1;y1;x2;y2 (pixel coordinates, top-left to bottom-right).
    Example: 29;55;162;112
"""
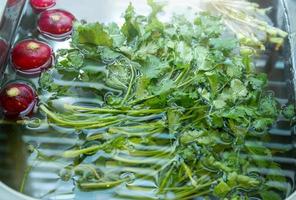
253;118;274;131
214;181;231;197
193;46;208;70
105;58;133;90
282;104;295;119
249;73;268;90
73;22;113;47
258;95;278;118
167;109;181;134
170;91;199;108
134;42;159;60
180;130;203;144
105;22;126;47
206;71;219;95
230;79;248;98
175;41;193;69
97;47;122;63
39;70;55;91
210;38;237;52
56;49;84;71
147;0;165;19
213;99;226;109
225;58;243;78
260;191;282;200
150;79;175;95
227;172;260;189
135;76;150;99
121;3;140;42
140;55;170;79
194;13;223;38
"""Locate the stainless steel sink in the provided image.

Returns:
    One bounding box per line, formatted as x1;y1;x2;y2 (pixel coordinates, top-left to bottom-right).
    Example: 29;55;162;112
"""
0;0;295;199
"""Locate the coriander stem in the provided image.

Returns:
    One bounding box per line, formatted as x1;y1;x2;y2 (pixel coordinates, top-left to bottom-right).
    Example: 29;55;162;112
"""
177;78;194;89
63;145;101;158
41;104;121;128
175;68;189;84
175;189;211;200
159;162;176;192
181;161;197;187
108;127;162;137
80;178;128;190
112;154;169;165
79;119;122;129
40;105;68;125
129;95;157;106
19;164;34;193
74;164;101;180
121;63;135;106
65;104;164;115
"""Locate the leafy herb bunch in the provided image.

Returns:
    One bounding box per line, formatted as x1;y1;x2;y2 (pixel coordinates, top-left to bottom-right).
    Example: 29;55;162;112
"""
39;1;293;199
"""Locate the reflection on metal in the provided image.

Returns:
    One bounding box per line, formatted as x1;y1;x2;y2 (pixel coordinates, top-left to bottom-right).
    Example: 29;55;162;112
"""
0;182;36;200
0;0;26;77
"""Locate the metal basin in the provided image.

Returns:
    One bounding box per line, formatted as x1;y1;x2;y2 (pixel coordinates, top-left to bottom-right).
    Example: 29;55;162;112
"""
0;0;295;199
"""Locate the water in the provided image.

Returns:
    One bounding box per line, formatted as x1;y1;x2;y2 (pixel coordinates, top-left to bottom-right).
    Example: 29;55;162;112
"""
0;0;295;200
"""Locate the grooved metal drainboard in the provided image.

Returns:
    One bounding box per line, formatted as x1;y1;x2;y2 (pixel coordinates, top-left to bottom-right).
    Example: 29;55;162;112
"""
0;0;295;200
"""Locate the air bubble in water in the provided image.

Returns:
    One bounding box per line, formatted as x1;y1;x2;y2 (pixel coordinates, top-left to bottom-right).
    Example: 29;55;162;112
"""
59;168;73;182
26;117;42;129
120;172;135;184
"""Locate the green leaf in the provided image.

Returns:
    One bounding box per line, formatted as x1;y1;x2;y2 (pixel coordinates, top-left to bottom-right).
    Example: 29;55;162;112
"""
105;58;133;90
73;22;113;47
39;70;55;91
121;3;140;42
167;109;181;134
98;47;122;63
259;95;278;118
134;42;159;60
249;73;268;90
213;99;226;109
56;49;84;71
260;191;282;200
214;181;231;197
135;76;150;99
150;79;176;95
227;172;260;189
180;130;204;144
210;38;237;52
105;22;126;47
206;71;219;95
282;104;295;119
147;0;165;19
253;118;274;130
140;55;170;79
175;41;193;69
193;46;208;70
230;79;248;98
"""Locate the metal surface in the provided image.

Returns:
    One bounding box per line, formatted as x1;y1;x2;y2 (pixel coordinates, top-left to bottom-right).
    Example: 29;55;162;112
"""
0;182;35;200
0;0;295;200
0;0;25;76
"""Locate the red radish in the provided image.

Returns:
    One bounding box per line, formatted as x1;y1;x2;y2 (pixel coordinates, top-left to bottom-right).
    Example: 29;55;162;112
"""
30;0;56;12
38;9;75;39
0;82;37;119
11;39;53;75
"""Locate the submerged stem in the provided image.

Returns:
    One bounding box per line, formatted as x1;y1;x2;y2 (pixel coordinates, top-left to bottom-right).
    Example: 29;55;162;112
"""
121;63;135;106
80;178;129;190
63;145;101;158
65;104;164;115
